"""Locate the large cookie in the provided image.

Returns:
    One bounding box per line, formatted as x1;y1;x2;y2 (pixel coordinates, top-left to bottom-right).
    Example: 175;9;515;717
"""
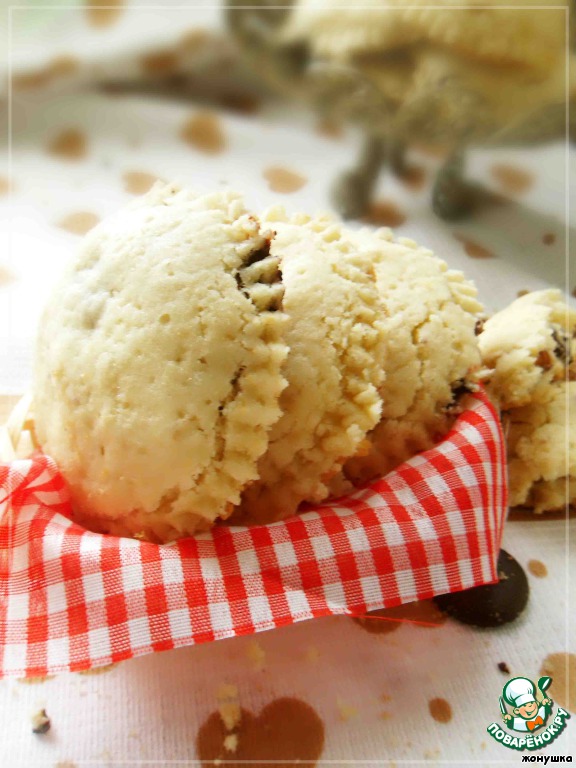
34;184;289;542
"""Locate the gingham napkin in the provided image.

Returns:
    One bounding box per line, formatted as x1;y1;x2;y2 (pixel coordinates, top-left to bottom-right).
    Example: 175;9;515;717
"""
0;391;506;678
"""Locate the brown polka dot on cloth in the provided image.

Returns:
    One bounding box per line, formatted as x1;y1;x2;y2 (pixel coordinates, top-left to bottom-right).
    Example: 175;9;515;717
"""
364;200;406;228
490;164;534;195
527;559;548;578
196;698;325;768
181;112;226;155
140;51;179;76
540;653;576;712
315;118;344;140
397;164;427;192
263;167;308;194
57;212;100;236
85;0;125;29
454;233;494;259
428;697;452;723
12;56;79;92
47;129;87;161
123;171;161;195
47;55;80;79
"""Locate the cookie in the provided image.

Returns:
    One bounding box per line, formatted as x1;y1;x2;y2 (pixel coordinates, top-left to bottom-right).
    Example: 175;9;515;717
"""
479;290;576;512
282;0;563;73
233;207;388;524
332;227;483;491
34;184;289;542
479;289;575;409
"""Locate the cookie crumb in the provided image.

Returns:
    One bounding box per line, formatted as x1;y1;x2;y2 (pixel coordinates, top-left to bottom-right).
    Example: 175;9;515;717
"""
528;559;548;578
336;697;358;721
31;708;51;734
217;684;241;732
223;733;238;753
497;661;510;674
246;639;266;672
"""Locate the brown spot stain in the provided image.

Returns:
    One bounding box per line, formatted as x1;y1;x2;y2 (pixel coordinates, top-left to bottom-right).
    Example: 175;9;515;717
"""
428;697;452;723
219;92;262;115
508;506;576;521
12;56;79;91
85;0;125;29
315;118;344;140
543;233;556;245
196;698;324;768
123;171;160;195
17;675;55;684
12;70;50;90
179;29;211;54
528;559;548;578
364;199;406;228
55;762;78;768
454;233;494;259
57;212;100;236
540;653;576;711
181;112;226;155
263;167;308;194
140;51;179;76
48;55;80;79
47;129;87;161
397;164;427;192
0;176;11;195
77;662;117;675
353;600;447;634
490;164;534;195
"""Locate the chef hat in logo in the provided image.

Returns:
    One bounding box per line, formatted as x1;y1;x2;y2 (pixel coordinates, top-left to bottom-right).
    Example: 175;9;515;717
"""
503;677;537;708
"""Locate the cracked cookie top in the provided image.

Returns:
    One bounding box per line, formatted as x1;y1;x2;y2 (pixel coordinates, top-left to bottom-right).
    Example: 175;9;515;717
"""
34;184;289;541
233;207;388;524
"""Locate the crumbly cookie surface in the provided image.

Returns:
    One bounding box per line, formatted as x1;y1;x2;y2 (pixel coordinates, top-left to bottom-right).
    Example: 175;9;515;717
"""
333;227;483;491
234;208;388;524
34;184;288;541
479;289;576;512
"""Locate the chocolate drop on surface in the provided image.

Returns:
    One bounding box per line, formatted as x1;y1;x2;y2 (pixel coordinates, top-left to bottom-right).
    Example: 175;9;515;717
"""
433;550;529;627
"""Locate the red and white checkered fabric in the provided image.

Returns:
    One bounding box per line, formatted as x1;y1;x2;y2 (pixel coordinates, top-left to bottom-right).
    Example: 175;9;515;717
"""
0;391;506;678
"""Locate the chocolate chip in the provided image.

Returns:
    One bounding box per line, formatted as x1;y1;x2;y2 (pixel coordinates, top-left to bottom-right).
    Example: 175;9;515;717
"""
433;550;529;627
31;708;51;734
535;350;553;370
498;661;510;674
